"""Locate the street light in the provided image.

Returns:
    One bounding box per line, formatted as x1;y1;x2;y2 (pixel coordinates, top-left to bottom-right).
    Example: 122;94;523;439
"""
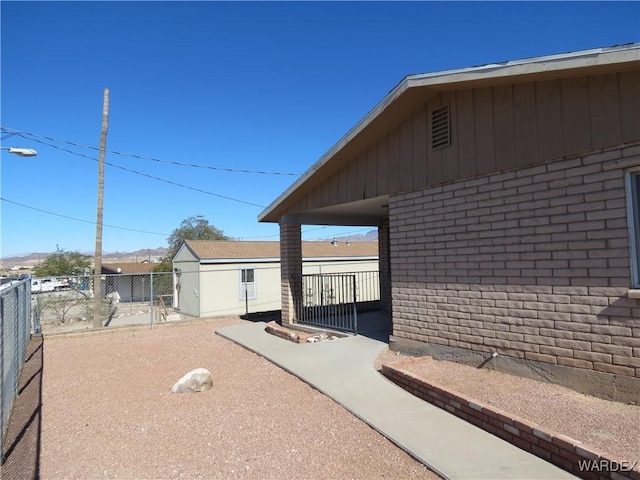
0;147;38;157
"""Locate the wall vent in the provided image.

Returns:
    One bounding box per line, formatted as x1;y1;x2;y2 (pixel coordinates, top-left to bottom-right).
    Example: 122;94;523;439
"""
431;105;450;150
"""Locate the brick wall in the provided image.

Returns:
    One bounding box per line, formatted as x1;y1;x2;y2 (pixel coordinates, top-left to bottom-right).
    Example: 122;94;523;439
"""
280;220;302;324
389;143;640;379
378;218;392;313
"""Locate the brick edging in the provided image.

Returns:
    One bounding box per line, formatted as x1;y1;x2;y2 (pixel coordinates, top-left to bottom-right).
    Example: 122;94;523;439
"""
382;362;640;480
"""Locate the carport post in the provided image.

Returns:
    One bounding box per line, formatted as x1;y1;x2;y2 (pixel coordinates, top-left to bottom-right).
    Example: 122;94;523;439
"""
280;218;302;325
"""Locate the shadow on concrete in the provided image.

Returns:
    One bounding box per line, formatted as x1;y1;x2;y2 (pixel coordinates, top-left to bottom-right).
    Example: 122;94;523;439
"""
356;310;393;343
240;310;282;323
1;335;43;480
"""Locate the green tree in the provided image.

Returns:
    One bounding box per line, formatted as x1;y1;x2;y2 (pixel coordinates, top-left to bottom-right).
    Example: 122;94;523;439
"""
33;248;92;277
154;215;230;272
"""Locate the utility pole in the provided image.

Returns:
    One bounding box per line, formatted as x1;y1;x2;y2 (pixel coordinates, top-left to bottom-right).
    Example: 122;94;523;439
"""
93;87;109;329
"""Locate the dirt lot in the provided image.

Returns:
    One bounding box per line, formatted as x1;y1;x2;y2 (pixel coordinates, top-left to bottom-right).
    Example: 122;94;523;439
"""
5;316;638;480
32;318;438;479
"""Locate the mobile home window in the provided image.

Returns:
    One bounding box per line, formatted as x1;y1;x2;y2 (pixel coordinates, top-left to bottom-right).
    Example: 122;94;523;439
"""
630;172;640;288
239;267;256;300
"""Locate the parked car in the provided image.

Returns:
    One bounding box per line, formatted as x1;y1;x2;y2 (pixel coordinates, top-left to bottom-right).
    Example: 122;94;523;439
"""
31;278;55;293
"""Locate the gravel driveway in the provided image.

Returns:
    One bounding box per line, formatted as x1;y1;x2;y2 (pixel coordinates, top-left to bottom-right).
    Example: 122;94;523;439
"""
37;319;439;479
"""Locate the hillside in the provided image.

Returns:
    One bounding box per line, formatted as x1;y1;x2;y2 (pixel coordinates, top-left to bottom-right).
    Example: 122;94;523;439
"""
1;247;169;269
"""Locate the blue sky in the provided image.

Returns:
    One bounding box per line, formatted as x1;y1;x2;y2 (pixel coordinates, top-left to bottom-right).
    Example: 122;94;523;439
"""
1;1;639;257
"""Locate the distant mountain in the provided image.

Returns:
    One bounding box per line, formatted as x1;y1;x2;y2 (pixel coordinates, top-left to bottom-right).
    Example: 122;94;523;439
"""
2;233;379;268
1;247;169;268
330;229;378;243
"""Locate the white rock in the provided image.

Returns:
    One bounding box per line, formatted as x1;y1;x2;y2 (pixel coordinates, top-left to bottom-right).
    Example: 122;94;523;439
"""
171;368;213;394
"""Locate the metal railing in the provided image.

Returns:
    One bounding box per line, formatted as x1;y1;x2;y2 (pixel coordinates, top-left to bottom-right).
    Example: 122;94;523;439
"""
1;278;32;463
298;270;380;333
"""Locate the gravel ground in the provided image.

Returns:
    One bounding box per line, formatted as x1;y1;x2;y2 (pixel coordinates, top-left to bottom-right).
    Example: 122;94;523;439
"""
380;351;640;464
39;318;439;480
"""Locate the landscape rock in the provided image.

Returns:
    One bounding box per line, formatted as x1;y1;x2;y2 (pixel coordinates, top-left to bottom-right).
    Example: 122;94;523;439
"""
171;368;213;394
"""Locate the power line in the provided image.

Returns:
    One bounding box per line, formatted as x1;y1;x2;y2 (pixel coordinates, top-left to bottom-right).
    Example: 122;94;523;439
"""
0;197;170;236
1;196;374;242
303;227;375;241
1;126;302;176
5;134;266;208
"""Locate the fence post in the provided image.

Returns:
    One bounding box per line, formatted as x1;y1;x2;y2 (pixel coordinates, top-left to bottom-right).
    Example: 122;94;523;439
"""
150;271;154;328
0;293;5;459
352;274;358;334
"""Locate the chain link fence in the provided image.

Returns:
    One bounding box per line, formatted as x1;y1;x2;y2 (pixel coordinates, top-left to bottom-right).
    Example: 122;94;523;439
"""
31;262;382;335
33;272;183;335
1;278;32;464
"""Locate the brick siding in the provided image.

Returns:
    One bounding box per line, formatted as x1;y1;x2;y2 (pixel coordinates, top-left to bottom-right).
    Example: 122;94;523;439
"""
390;143;640;378
280;221;302;324
378;218;392;313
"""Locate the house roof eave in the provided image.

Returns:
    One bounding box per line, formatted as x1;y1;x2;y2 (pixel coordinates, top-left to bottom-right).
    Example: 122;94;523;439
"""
258;43;640;224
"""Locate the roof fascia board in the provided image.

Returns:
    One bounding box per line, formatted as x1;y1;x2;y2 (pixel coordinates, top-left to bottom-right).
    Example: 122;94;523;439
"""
199;255;378;264
258;43;640;223
304;256;379;262
200;258;279;264
405;44;640;89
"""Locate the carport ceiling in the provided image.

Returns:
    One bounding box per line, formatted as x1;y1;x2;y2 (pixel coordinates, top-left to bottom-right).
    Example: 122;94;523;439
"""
283;196;389;226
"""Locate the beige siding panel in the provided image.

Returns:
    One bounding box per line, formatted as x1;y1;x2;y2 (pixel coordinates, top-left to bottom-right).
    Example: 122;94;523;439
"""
377;135;389;195
355;152;367;201
293;198;302;215
321;175;331;207
388;128;401;193
589;73;622;148
536;80;564;162
311;185;322;210
560;76;591;154
493;85;516;171
474;87;495;175
328;171;339;205
366;146;378;197
427;100;443;185
337;166;348;205
513;83;538;167
399;118;414;191
456;89;476;179
412;105;428;188
619;70;640;144
441;92;459;182
347;158;358;202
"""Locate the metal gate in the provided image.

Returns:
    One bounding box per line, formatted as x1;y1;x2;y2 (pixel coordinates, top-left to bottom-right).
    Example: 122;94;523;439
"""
298;273;358;333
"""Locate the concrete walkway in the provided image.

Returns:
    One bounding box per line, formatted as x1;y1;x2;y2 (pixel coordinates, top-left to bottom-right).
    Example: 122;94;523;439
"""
216;321;576;480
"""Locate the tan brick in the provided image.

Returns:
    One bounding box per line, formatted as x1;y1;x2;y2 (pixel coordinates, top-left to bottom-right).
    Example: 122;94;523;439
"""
592;343;632;358
540;345;574;357
554;338;591;351
573;332;611;343
594;362;635;376
574;351;613;363
558;357;593;369
612;355;640;368
591;325;632;336
524;352;558;364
